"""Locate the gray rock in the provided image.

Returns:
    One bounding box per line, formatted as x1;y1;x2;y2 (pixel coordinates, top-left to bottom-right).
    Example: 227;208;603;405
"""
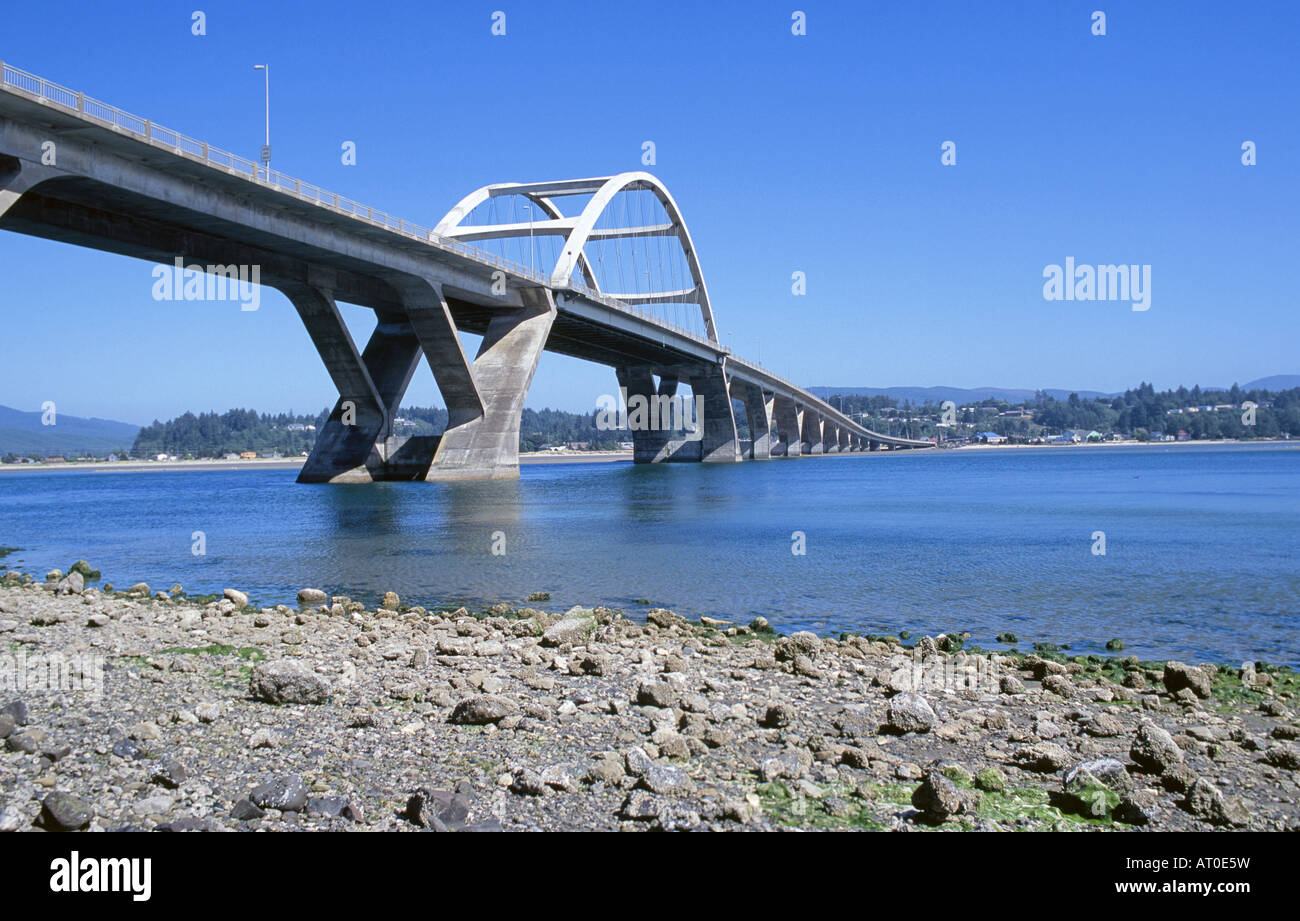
55;571;84;596
249;659;332;705
639;764;694;796
885;692;936;734
1130;721;1183;772
1000;675;1025;695
223;588;249;608
541;615;596;647
0;714;13;739
41;792;93;830
624;746;654;777
297;588;329;606
1012;742;1071;773
510;769;548;797
761;703;796;728
1185;778;1249;827
911;770;973;822
636;680;680;709
1084;712;1124;737
1163;662;1212;699
249;774;308;812
150;757;188;789
230;798;265;821
1115;790;1159;825
0;700;28;725
449;694;519;725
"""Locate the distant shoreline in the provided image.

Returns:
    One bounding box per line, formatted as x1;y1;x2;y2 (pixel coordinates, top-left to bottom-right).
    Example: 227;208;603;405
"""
954;438;1298;452
0;451;634;474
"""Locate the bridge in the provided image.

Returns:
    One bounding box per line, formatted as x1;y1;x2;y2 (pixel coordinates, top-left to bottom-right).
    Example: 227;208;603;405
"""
0;62;932;482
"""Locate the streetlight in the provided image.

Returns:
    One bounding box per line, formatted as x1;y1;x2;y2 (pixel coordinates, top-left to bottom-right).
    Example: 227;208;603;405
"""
253;65;270;178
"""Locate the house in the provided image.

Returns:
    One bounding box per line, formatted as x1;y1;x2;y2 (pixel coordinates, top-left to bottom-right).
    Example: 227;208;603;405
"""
977;432;1005;444
1176;429;1191;441
239;451;257;460
44;456;67;463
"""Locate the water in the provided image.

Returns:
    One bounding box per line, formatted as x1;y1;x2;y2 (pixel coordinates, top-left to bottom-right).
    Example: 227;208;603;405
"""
2;443;1298;666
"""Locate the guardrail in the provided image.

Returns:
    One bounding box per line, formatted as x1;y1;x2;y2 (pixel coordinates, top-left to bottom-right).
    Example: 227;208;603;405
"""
0;60;721;351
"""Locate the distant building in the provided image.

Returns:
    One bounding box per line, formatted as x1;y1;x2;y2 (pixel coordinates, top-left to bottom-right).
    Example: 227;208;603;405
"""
977;432;1005;444
239;451;257;460
44;456;67;463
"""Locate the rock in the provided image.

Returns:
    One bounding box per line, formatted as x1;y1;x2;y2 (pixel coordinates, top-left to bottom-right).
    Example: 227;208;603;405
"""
195;702;220;723
761;703;796;728
223;588;249;608
773;631;821;662
407;788;472;828
0;700;29;725
127;582;150;597
297;588;329;606
1042;674;1077;697
638;764;694;796
1160;762;1198;794
449;694;518;725
1000;675;1025;695
249;659;332;704
381;591;400;611
1163;662;1212;699
1185;778;1249;827
510;769;548;797
541;614;596;647
7;730;43;754
1012;742;1071;773
624;747;654;777
759;749;809;782
885;692;936;734
55;572;84;596
1062;758;1133;816
150;757;188;789
230;799;265;821
1084;712;1124;737
0;804;28;832
911;771;974;822
1115;790;1159;825
249;774;308;812
41;792;93;830
112;737;146;760
1130;721;1183;773
0;714;13;739
586;757;626;786
646;608;685;629
974;767;1006;792
636;680;680;709
86;613;110;628
1263;744;1300;771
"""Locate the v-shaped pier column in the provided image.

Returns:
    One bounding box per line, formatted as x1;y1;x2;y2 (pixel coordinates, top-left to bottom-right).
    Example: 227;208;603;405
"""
424;287;556;480
287;282;424;482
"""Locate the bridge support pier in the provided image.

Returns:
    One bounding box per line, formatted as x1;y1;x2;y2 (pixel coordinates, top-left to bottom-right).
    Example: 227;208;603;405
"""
288;282;427;483
689;366;742;463
823;423;839;454
729;379;773;460
802;412;823;455
425;287;556;480
772;395;802;457
616;365;685;462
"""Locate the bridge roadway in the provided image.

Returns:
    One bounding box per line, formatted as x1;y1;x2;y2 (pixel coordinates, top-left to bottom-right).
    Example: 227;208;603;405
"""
0;62;932;482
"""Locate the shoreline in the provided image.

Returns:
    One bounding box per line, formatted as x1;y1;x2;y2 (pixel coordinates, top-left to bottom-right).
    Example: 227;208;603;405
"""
954;438;1297;452
1;567;1295;832
0;452;635;474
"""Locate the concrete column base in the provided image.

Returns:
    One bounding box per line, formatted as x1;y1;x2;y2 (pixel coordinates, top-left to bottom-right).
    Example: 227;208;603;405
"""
426;287;556;481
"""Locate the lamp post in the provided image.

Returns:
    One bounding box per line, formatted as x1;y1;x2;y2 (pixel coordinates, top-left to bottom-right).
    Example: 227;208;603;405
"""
253;64;270;177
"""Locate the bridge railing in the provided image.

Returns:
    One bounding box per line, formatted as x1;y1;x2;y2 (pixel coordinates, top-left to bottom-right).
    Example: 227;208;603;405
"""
0;61;724;355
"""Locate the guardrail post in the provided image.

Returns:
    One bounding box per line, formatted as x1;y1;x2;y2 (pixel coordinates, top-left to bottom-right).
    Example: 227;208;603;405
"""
77;91;84;112
201;142;208;161
145;120;152;140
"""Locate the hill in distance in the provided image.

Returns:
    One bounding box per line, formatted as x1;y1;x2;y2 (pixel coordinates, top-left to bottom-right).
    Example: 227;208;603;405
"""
0;405;139;456
805;385;1116;405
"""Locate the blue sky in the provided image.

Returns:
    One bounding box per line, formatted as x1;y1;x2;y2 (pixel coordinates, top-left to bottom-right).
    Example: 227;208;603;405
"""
1;0;1297;423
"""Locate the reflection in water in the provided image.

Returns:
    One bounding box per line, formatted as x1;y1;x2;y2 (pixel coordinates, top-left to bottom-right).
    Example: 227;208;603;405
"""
0;444;1297;665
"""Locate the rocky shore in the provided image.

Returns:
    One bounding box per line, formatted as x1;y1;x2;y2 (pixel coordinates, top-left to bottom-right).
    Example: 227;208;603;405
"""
1;566;1297;832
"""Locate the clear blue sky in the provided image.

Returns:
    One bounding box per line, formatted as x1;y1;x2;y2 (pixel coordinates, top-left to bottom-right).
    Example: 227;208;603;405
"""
1;0;1297;423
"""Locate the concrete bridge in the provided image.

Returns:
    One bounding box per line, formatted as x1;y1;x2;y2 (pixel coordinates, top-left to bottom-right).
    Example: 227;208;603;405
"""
0;62;932;482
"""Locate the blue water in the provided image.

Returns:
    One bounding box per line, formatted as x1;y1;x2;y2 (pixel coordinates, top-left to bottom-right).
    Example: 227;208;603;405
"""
2;443;1298;666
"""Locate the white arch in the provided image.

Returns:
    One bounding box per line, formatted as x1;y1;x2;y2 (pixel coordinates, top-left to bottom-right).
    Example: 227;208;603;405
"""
436;172;719;342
